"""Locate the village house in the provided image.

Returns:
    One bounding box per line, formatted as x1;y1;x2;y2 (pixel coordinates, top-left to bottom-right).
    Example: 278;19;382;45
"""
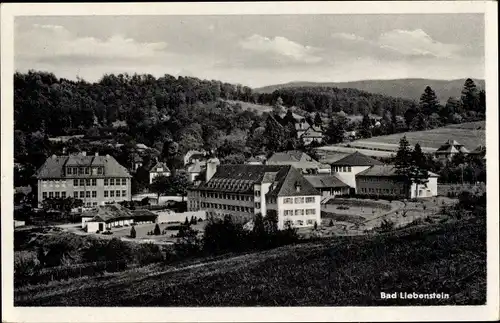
149;161;171;184
300;125;324;145
330;151;384;192
187;160;321;229
35;152;132;208
266;150;331;174
356;165;439;198
435;140;470;162
81;203;157;232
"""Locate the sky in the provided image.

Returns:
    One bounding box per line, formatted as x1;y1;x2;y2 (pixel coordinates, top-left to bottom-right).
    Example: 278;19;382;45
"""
14;14;485;88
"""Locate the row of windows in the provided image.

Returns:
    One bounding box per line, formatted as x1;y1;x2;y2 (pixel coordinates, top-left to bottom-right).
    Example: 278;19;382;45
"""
359;187;404;194
104;178;127;186
74;179;97;187
201;202;254;213
283;209;316;216
333;166;352;173
66;167;104;175
104;190;127;198
360;177;395;182
201;192;252;201
73;191;98;199
283;197;316;204
42;179;66;185
284;219;316;226
42;191;67;199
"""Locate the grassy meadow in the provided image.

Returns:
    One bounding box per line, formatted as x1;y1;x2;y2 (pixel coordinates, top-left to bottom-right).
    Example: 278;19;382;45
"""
16;215;485;307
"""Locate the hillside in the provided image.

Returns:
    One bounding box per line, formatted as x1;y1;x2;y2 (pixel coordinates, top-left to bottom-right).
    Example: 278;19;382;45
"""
15;217;485;306
255;79;485;103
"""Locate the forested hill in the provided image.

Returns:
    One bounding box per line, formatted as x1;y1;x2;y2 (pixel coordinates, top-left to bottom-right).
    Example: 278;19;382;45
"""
255;79;485;103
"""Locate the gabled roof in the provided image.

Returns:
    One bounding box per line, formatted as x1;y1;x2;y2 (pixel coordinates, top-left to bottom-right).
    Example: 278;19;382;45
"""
331;151;384;166
83;204;157;223
301;125;323;138
36;154;131;179
436;140;469;153
195;164;319;197
267;150;310;163
357;165;439;177
150;161;170;173
304;175;350;188
470;146;486;155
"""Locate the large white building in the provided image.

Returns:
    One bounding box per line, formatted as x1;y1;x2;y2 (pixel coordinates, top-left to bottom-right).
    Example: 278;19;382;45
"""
35;152;132;208
187;160;321;229
330;151;384;192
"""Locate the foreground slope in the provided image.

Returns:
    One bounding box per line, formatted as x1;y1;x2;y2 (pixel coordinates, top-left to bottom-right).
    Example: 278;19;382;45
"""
16;217;485;306
255;79;485;103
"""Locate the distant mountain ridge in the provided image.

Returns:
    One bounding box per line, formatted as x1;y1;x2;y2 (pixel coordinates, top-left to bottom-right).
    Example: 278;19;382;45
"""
254;78;485;103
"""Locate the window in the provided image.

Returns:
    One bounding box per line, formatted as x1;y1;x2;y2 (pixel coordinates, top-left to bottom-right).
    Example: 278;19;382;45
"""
91;179;96;186
116;190;120;197
73;179;78;186
86;191;90;198
92;191;97;198
296;220;304;226
73;192;78;198
110;178;114;186
294;209;304;216
307;219;314;225
61;192;67;198
306;209;316;215
80;191;85;198
86;202;91;207
294;197;304;204
283;198;293;204
122;190;126;197
49;192;54;198
122;178;126;185
348;166;352;172
284;220;293;227
86;179;91;186
255;202;261;209
284;210;294;216
110;190;115;197
67;168;72;175
85;167;90;175
305;197;315;203
78;168;83;175
43;192;47;199
93;202;97;206
104;179;108;186
98;167;103;175
80;179;85;186
255;190;261;197
104;191;108;197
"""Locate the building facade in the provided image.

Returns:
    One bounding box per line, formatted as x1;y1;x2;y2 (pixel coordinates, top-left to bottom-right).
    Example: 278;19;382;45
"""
330;151;384;191
356;165;439;198
267;150;331;174
35;152;132;208
187;162;321;229
149;161;171;184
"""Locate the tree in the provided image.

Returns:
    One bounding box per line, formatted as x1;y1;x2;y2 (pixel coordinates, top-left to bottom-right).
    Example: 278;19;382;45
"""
478;90;486;114
190;216;197;225
184;216;190;226
409;143;430;198
154;223;161;235
461;78;479;113
404;102;420;126
358;114;372;139
409;113;429;131
263;115;286;152
272;97;284;115
150;175;170;198
419;86;440;115
394;136;413;198
130;226;137;238
313;113;322;127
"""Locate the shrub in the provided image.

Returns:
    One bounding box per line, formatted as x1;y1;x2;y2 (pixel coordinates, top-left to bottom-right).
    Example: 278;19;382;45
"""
190;216;197;225
154;223;161;235
14;251;40;278
135;243;164;265
379;219;395;232
313;221;318;230
102;231;113;235
130;226;136;238
329;219;334;227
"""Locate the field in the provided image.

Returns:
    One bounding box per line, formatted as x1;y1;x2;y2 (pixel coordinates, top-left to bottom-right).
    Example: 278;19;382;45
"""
15;216;486;306
340;121;485;152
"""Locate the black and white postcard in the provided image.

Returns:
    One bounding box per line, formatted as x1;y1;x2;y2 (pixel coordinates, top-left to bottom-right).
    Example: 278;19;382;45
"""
1;1;498;322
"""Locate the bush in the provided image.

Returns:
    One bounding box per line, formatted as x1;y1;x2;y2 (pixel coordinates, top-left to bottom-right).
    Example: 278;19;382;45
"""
102;231;113;235
154;223;161;235
14;251;40;278
379;219;395;232
135;243;164;265
329;219;334;227
130;226;136;238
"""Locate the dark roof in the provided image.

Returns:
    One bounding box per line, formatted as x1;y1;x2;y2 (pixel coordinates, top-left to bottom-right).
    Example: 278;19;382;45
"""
331;151;384;166
357;165;439;177
195;165;319;197
304;175;350;188
267;150;310;163
83;204;157;223
36;153;131;179
469;146;486;155
436;140;469;153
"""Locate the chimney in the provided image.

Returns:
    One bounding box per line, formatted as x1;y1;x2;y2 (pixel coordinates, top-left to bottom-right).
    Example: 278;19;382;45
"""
205;158;220;182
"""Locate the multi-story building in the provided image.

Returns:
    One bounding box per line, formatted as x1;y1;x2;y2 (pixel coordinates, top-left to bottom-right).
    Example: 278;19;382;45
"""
149;161;171;184
435;140;470;162
330;151;384;191
356;165;438;198
35;152;132;208
187;159;321;229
